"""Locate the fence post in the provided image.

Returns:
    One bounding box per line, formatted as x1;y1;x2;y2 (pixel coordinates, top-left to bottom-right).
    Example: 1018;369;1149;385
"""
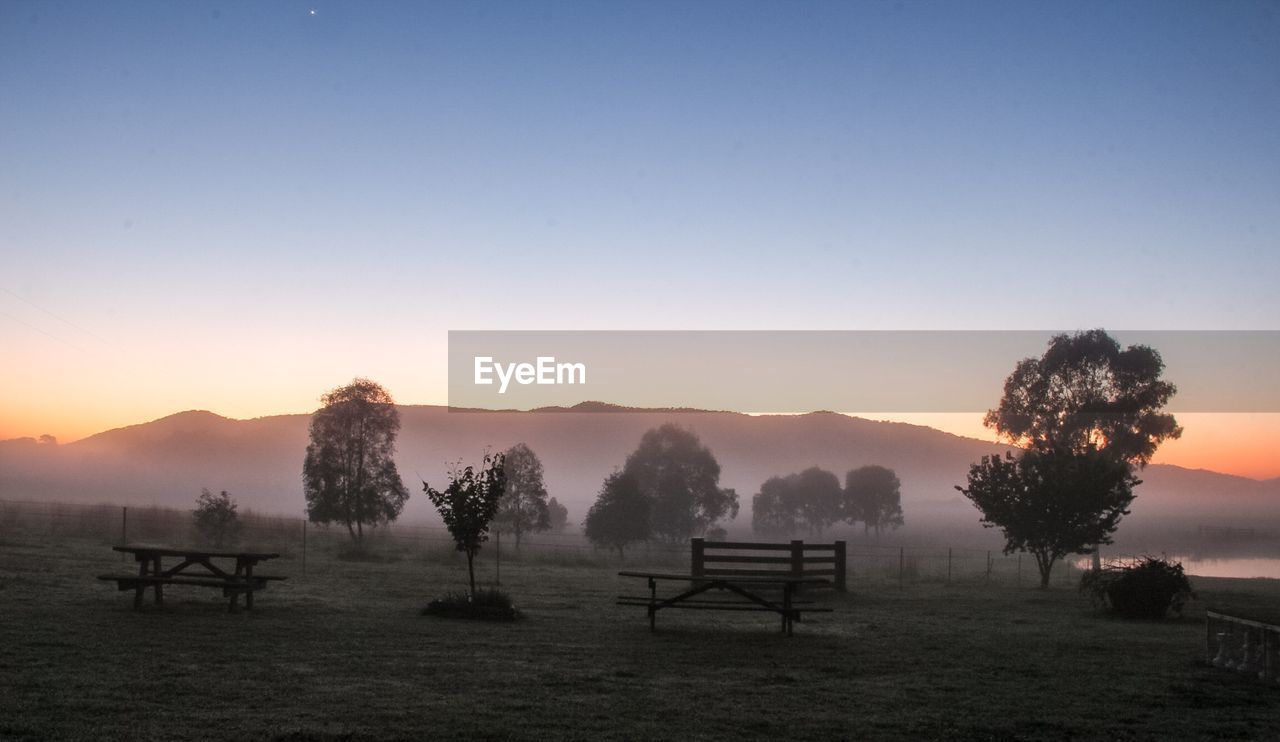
898;546;904;588
1017;553;1022;585
834;540;846;592
495;530;501;586
302;519;307;576
691;537;705;577
790;539;804;580
947;547;953;584
986;550;992;583
121;506;128;561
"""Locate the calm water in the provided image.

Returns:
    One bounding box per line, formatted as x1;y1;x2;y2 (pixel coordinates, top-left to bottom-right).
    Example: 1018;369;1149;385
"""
1176;557;1280;580
1078;555;1280;580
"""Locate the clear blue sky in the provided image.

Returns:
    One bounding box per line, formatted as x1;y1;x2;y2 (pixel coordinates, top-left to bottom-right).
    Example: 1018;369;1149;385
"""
1;1;1279;442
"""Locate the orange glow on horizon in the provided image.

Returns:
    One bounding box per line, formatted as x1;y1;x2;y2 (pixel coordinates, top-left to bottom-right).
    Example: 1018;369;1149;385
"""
867;412;1280;480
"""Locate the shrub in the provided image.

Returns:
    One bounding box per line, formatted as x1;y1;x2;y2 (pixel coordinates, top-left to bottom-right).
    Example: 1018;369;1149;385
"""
422;588;522;621
1079;557;1194;619
193;489;241;548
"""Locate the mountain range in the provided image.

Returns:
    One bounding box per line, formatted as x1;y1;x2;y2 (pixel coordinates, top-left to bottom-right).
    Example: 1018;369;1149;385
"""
3;403;1278;543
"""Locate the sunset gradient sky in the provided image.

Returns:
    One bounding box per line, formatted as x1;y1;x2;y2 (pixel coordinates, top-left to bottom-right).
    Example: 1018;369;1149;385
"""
2;2;1278;476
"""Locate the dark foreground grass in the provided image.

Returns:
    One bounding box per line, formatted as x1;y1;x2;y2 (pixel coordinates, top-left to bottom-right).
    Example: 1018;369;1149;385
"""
2;536;1278;741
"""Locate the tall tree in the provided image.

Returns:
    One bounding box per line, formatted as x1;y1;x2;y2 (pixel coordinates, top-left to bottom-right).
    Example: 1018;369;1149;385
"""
845;465;904;537
622;423;738;541
794;466;842;536
546;497;569;533
584;471;651;559
984;329;1181;465
751;475;800;537
303;379;409;543
958;448;1139;588
495;443;551;547
961;330;1179;587
751;467;843;537
423;452;506;597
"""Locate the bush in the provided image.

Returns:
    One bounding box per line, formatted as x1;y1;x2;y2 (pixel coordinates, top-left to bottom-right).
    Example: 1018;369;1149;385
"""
1080;557;1194;619
193;489;241;548
422;588;522;621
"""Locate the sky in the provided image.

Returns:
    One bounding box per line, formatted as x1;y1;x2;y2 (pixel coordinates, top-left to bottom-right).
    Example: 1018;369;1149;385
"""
2;1;1279;476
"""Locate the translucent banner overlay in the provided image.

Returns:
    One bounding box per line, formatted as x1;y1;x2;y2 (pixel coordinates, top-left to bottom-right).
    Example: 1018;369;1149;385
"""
447;331;1280;413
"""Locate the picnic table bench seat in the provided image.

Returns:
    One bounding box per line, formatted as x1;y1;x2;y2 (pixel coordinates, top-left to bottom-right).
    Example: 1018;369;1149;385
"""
97;574;286;588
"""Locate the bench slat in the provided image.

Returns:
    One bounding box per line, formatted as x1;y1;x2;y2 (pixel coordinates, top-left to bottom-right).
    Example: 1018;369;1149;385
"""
704;555;836;565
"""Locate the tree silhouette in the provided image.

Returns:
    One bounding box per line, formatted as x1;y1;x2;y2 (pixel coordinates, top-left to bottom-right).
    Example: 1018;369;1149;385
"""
424;452;506;597
546;497;569;533
752;475;800;537
984;329;1181;465
584;471;650;559
302;379;409;543
622;423;738;541
958;448;1139;588
495;443;551;547
751;467;843;537
961;330;1178;587
794;466;842;536
845;465;903;537
193;488;241;548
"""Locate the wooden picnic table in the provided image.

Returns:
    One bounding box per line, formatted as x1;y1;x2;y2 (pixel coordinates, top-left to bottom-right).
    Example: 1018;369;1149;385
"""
618;571;832;635
98;545;284;612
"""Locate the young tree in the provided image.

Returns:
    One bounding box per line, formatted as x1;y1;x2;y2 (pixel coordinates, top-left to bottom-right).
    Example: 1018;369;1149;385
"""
622;423;738;541
546;497;569;533
495;443;551;547
193;488;241;548
845;465;904;537
958;448;1139;588
302;379;409;544
423;452;506;597
584;471;650;559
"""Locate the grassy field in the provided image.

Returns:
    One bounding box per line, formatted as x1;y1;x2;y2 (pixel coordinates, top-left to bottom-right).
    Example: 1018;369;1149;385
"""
2;536;1278;741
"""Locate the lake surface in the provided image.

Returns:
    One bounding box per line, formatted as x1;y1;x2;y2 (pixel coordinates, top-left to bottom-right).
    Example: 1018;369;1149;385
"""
1078;555;1280;580
1177;557;1280;580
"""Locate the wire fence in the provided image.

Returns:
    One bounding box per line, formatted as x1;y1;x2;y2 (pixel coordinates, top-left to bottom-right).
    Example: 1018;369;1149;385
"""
0;497;1091;587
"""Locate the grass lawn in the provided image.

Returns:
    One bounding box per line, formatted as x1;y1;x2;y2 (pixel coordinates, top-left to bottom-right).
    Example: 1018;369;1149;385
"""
2;536;1278;741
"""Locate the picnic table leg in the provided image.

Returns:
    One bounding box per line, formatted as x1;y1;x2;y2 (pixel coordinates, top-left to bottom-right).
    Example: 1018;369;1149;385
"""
244;560;255;611
648;577;656;632
153;556;163;606
134;556;148;610
228;560;244;613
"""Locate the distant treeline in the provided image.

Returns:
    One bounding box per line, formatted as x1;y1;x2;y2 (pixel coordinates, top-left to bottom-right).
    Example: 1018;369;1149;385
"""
752;465;903;538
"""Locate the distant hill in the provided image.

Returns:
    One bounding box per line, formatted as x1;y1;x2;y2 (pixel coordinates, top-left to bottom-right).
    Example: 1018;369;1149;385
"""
3;405;1278;542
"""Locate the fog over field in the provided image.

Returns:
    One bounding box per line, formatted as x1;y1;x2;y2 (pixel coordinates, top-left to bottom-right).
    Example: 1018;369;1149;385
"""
5;404;1278;547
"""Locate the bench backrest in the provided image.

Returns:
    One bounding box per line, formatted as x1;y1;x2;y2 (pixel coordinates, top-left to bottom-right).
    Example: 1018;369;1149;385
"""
691;538;846;591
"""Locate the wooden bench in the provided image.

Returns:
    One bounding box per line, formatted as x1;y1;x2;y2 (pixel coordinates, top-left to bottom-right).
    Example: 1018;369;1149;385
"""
98;545;285;612
692;538;847;592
